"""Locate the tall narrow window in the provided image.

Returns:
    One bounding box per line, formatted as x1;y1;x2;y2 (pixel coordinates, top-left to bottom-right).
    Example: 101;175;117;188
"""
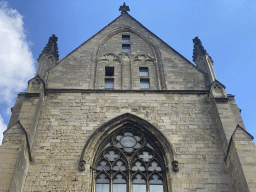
105;78;114;89
122;44;131;52
140;79;150;89
122;35;130;43
94;127;165;192
105;67;114;76
139;67;149;76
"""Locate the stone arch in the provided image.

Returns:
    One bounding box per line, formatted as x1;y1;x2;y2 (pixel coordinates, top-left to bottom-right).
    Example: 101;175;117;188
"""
90;27;167;90
79;113;175;166
79;113;175;192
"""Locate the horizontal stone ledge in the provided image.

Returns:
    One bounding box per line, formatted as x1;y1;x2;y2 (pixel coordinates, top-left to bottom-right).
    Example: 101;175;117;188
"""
45;89;209;94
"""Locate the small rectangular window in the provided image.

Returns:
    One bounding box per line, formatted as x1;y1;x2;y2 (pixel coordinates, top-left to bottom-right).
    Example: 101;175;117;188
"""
139;67;149;76
105;78;114;89
105;67;114;76
122;35;130;43
140;79;150;89
122;44;130;52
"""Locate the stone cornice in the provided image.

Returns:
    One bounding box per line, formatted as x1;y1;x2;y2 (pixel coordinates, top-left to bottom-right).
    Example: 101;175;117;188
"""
45;89;209;94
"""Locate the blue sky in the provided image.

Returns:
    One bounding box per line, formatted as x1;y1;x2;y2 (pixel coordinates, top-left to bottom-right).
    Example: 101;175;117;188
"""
0;0;255;143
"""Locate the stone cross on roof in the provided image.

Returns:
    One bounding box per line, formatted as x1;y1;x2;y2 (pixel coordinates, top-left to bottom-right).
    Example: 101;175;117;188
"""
119;2;130;14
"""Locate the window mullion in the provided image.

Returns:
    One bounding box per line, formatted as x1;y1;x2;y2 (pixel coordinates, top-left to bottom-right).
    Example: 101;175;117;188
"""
128;169;132;192
110;176;113;192
146;179;150;192
92;170;96;192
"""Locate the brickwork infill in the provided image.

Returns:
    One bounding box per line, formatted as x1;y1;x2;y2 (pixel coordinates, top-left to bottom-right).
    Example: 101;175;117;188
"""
22;92;234;192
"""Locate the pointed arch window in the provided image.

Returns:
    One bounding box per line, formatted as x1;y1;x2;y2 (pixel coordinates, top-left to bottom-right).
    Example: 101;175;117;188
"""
93;127;166;192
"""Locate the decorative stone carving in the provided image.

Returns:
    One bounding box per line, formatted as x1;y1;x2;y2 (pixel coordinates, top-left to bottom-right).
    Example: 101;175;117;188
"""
79;160;86;171
119;3;130;14
98;53;121;62
210;80;227;99
133;54;155;62
172;160;179;172
38;34;59;61
192;36;213;63
27;75;45;94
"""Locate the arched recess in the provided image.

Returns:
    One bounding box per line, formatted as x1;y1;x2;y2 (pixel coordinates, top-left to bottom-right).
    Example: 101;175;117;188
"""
90;27;167;90
79;113;175;192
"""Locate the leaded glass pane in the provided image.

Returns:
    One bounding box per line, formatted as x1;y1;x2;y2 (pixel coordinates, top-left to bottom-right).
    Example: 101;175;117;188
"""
140;79;150;89
96;184;109;192
122;35;130;43
148;161;162;171
134;136;141;141
113;174;126;184
116;142;122;148
122;44;130;52
105;78;114;89
139;67;149;76
113;184;127;192
132;184;146;192
139;151;153;162
113;161;126;171
149;174;163;184
124;132;133;136
149;185;163;192
133;174;146;184
97;161;110;171
132;161;145;171
120;136;137;148
104;143;111;149
116;135;122;141
124;147;133;152
134;143;141;149
95;127;166;192
96;173;110;184
104;151;118;161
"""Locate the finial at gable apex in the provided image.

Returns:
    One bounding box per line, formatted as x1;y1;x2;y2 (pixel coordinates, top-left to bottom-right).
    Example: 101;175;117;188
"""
119;2;130;14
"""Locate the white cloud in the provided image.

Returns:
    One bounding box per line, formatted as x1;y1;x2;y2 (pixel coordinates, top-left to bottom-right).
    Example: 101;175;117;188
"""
0;114;7;143
0;1;35;143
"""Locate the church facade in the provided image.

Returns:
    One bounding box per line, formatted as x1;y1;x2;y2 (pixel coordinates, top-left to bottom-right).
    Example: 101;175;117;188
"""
0;4;256;192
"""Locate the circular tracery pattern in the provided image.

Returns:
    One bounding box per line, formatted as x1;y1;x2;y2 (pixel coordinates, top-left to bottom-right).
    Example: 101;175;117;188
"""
120;136;137;148
95;127;165;192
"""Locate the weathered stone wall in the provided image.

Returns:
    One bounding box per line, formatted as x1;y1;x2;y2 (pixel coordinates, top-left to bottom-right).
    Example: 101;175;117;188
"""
226;127;256;192
47;13;206;91
21;92;234;191
0;123;24;192
2;11;255;192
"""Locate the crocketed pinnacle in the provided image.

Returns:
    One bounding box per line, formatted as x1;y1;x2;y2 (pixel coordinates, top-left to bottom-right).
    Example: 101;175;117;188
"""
38;34;59;61
192;36;213;63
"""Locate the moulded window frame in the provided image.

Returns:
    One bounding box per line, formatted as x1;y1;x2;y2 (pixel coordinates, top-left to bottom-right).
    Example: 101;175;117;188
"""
140;78;150;89
105;78;114;89
105;66;115;76
122;35;130;43
93;126;167;192
122;44;131;53
139;67;149;77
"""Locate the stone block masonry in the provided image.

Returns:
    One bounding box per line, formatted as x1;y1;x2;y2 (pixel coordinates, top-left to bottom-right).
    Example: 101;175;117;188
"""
21;92;235;191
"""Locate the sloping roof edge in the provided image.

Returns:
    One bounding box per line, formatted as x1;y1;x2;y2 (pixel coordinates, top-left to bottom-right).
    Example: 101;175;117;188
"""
57;12;196;68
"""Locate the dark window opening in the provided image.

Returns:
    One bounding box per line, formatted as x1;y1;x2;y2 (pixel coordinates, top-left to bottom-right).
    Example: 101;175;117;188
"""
122;44;131;52
122;35;130;43
140;79;150;89
94;127;165;192
105;67;114;76
139;67;149;76
105;78;114;89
